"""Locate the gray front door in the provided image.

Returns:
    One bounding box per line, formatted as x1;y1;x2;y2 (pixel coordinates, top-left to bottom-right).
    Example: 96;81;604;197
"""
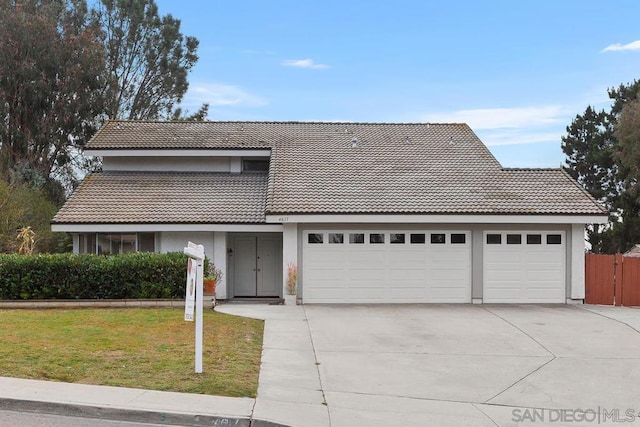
233;235;281;297
234;235;258;297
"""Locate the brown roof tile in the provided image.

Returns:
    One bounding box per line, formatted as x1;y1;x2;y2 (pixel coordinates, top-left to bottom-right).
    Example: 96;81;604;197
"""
52;172;267;224
78;120;607;218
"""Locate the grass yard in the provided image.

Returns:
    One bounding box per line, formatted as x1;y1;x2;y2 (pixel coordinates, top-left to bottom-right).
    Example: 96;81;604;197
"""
0;308;264;397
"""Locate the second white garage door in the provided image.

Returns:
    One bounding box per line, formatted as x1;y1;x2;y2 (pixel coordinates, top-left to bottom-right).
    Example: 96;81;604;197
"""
302;230;471;303
483;231;566;303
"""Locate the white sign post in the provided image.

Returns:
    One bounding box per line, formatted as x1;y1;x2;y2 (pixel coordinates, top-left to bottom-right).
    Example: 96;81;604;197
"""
184;241;205;374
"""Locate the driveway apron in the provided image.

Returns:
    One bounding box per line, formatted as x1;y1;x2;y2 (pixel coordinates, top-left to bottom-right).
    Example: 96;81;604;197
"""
218;304;640;427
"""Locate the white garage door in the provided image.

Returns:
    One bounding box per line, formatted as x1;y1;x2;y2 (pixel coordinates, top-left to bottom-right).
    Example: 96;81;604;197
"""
302;230;471;303
483;231;566;303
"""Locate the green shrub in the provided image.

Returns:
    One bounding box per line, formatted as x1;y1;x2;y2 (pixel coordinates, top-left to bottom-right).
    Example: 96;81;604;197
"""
0;252;209;300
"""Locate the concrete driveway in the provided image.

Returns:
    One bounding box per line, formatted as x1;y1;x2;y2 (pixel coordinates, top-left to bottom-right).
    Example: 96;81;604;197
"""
218;303;640;426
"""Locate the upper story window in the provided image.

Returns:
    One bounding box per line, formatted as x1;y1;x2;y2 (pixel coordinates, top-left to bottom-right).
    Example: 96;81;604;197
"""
242;159;269;173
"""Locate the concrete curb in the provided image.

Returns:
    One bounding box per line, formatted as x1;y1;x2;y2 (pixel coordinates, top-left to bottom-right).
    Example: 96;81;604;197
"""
0;398;288;427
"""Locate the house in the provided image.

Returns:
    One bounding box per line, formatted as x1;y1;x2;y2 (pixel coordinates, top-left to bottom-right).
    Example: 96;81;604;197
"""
623;244;640;257
51;121;608;304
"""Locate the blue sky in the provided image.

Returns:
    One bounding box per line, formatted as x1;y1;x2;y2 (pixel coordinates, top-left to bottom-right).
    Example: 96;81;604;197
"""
155;0;640;168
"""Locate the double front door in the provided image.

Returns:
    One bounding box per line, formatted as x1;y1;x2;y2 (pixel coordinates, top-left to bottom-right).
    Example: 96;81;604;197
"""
233;234;282;297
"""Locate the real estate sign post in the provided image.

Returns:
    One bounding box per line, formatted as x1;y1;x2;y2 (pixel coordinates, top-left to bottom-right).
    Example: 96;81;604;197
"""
183;241;205;374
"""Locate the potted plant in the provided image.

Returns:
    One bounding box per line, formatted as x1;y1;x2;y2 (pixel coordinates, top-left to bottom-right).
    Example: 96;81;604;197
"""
203;263;223;295
285;263;298;304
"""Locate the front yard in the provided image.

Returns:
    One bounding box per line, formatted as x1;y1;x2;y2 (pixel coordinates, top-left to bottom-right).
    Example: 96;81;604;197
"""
0;308;263;397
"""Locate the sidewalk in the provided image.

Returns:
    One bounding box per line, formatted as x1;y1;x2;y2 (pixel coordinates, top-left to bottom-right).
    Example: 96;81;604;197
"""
0;302;326;427
216;303;330;427
0;376;256;425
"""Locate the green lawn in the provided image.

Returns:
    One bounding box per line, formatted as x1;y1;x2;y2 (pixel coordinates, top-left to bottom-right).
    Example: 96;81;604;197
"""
0;308;264;397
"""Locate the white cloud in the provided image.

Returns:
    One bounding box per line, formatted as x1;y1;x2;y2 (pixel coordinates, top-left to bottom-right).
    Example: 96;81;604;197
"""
477;130;562;146
281;58;330;69
423;106;567;130
185;83;267;108
601;40;640;53
417;105;571;147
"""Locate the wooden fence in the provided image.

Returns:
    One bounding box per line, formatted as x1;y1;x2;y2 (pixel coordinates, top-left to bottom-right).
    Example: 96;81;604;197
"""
585;253;640;306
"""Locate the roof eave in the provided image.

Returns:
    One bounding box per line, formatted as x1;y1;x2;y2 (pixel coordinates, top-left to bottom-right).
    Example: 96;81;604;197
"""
264;212;609;224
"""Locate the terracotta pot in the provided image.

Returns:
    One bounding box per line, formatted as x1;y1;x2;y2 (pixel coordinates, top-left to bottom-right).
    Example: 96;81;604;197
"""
203;279;217;294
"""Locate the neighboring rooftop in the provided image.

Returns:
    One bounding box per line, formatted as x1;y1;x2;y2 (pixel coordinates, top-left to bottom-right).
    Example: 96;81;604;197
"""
623;244;640;257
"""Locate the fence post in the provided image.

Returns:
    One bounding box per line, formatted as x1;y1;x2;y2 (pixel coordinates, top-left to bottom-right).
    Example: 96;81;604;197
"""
614;253;624;306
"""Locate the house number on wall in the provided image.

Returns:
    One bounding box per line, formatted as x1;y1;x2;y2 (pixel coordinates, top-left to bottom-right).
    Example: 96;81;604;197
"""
278;217;289;222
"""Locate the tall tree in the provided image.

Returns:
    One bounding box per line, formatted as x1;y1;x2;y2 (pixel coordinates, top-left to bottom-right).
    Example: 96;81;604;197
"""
96;0;204;120
561;106;617;253
561;106;616;205
0;0;106;191
613;97;640;251
562;80;640;253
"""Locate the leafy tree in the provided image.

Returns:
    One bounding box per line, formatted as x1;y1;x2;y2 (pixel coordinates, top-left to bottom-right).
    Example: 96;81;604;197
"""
0;180;68;253
561;106;618;253
616;98;640;188
612;97;640;251
610;81;640;115
562;80;640;253
96;0;205;120
561;106;616;205
0;0;106;191
170;103;210;121
0;0;207;192
0;0;208;254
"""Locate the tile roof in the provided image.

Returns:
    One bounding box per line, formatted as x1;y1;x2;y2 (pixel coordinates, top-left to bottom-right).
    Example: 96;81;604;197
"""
263;128;606;216
52;172;267;224
76;120;607;218
87;120;275;149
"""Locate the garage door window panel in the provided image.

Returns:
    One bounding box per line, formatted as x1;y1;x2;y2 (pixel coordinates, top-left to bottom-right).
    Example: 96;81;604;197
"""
527;234;542;244
431;233;446;244
329;233;344;244
308;233;324;244
410;234;426;244
390;234;405;244
349;233;365;244
486;234;502;244
451;234;466;244
507;234;522;244
547;234;562;244
370;233;385;244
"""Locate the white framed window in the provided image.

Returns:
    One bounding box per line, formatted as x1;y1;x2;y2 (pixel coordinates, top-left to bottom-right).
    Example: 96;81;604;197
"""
78;233;156;254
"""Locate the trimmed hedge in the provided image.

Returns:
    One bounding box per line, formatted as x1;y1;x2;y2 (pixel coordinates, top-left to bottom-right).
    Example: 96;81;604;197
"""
0;252;208;300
